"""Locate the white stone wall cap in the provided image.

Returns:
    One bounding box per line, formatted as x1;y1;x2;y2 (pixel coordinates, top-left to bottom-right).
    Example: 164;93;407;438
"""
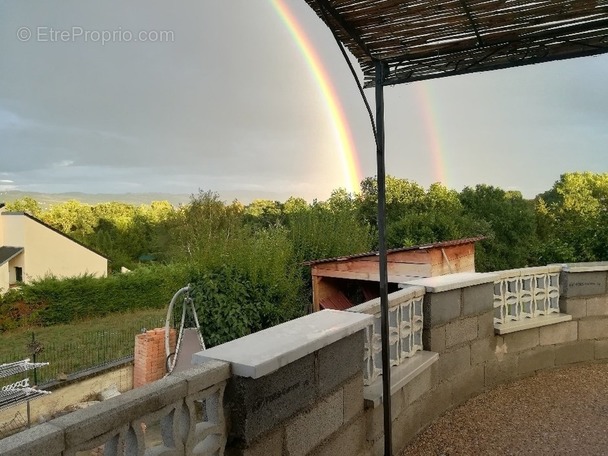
494;268;524;279
494;313;572;335
560;262;608;272
348;285;425;316
390;285;426;302
363;351;439;408
403;272;498;293
494;265;563;280
192;310;372;379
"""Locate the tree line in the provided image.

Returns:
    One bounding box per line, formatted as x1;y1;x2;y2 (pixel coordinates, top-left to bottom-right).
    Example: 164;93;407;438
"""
2;171;607;343
7;171;608;271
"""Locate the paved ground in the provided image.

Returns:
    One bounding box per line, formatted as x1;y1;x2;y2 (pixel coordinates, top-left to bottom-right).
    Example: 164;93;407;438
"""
402;363;608;455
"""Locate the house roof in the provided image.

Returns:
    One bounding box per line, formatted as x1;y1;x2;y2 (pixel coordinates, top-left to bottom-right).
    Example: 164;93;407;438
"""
1;212;108;260
304;0;608;87
0;246;24;266
304;235;485;266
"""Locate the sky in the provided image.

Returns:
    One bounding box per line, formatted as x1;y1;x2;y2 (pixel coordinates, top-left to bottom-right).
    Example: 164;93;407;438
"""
1;1;607;203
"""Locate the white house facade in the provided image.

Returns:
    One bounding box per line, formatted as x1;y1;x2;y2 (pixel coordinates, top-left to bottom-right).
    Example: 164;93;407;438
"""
0;204;107;292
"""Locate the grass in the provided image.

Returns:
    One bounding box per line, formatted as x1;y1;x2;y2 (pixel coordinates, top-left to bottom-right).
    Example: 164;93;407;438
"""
0;308;166;385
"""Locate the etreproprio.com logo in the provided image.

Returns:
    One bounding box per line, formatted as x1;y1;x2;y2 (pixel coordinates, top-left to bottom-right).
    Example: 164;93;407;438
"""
16;26;174;45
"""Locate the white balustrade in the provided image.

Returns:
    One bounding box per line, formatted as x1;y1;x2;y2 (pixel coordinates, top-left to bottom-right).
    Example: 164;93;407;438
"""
1;360;230;456
349;286;424;386
493;266;561;327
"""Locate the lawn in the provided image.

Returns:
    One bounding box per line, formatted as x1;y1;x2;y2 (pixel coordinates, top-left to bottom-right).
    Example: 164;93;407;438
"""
0;308;166;385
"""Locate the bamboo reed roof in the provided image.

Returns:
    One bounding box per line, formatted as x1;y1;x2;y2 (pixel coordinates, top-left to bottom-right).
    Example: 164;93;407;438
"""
304;0;608;86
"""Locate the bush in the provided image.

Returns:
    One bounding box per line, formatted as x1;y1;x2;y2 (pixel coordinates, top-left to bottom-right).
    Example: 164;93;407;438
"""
0;264;190;330
189;264;290;347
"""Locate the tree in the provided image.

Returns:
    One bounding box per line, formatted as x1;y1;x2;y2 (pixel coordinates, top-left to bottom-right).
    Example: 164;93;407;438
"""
357;176;426;229
244;199;283;228
283;197;309;215
41;200;96;240
4;197;42;217
165;190;244;263
459;185;538;271
536;172;608;263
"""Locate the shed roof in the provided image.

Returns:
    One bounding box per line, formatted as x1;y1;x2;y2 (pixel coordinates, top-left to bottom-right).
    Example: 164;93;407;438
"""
304;235;485;266
304;0;608;86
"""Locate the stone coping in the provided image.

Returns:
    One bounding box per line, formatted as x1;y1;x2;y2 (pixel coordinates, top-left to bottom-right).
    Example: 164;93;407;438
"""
192;310;372;379
403;272;498;293
557;262;608;273
494;265;562;279
494;313;572;335
348;286;425;315
364;351;438;408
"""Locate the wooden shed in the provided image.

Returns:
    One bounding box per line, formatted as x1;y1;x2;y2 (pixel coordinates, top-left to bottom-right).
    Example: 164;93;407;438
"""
306;236;484;312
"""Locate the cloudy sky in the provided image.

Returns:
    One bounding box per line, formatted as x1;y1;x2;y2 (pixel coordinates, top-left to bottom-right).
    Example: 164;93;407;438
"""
1;1;607;203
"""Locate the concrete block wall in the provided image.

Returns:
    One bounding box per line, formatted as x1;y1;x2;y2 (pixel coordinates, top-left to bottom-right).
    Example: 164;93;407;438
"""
1;360;230;456
225;332;369;456
559;266;608;362
366;266;608;454
364;278;496;455
133;328;176;387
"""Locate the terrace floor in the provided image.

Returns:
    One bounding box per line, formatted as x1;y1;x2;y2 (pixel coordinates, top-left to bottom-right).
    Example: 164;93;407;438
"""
403;363;608;455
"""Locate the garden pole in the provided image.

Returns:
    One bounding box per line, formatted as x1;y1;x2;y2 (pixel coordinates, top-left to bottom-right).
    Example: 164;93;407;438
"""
375;60;392;456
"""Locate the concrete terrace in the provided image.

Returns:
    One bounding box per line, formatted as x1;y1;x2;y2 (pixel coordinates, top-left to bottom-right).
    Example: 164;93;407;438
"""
2;262;608;455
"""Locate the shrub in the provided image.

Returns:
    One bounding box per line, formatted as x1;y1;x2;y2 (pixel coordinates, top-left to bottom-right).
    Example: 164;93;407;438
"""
0;264;190;330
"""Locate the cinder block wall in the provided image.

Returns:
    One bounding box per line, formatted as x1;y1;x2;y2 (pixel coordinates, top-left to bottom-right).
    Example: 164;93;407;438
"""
369;269;608;455
133;328;176;387
363;281;495;455
224;332;368;456
559;268;608;360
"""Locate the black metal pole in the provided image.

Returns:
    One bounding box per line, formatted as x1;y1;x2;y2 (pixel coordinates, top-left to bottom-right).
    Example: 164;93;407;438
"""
375;60;392;456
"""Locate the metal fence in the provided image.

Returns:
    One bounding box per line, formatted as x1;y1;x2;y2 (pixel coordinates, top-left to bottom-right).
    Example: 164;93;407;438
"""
0;317;164;386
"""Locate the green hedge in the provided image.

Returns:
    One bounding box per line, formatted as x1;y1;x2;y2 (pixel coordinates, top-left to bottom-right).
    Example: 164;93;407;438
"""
0;264;189;330
190;264;303;347
0;258;306;344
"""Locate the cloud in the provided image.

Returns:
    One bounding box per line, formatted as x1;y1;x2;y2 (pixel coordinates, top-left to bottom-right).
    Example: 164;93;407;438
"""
0;1;607;202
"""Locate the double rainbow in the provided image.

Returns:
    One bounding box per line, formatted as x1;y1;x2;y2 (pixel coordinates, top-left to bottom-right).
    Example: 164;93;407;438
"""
271;1;449;192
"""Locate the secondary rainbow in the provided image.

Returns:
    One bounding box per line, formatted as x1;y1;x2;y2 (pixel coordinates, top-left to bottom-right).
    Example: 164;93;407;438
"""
414;83;448;186
270;0;362;194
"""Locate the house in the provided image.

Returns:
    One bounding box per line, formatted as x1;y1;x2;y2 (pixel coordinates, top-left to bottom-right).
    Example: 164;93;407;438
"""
306;236;485;311
0;204;107;292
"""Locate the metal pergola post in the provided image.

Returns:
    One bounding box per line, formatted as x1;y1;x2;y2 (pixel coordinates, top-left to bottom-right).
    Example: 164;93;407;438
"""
374;60;392;456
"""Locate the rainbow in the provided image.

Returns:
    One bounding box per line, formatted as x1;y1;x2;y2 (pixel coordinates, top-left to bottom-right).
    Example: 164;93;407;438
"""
414;83;448;186
270;0;362;194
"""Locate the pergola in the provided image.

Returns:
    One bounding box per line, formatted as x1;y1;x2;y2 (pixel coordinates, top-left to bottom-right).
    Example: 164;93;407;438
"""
300;1;608;454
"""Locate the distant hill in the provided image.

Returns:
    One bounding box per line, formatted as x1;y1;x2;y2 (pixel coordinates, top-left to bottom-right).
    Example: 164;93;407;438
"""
0;190;191;208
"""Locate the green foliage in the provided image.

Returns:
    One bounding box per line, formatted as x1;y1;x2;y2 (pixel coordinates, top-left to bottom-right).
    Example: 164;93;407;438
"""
287;193;374;263
536;172;608;263
8;172;608;346
4;198;178;271
358;176;426;229
4;197;42;217
165;191;244;263
41;200;97;241
190;263;297;347
0;265;189;330
459;185;538;271
243;199;284;229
